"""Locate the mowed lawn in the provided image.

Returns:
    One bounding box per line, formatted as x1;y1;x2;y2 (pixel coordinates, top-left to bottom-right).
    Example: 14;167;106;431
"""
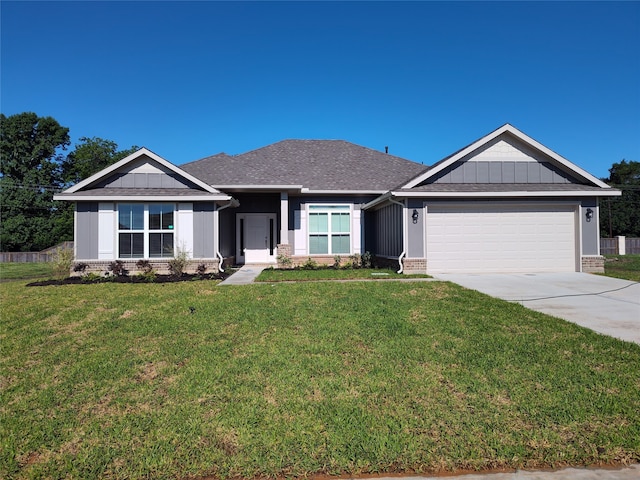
1;279;639;480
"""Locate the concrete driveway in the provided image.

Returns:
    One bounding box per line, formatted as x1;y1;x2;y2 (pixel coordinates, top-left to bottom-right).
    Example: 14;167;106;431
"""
434;273;640;345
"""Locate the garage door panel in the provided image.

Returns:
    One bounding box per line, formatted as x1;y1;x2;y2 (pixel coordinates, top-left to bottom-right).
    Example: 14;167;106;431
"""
426;204;577;273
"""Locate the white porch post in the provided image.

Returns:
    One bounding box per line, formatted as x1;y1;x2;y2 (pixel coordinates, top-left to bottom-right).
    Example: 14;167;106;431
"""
280;192;289;244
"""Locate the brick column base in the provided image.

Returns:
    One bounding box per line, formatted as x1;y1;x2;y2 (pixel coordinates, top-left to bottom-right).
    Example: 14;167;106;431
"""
581;255;605;273
276;244;292;268
402;258;428;274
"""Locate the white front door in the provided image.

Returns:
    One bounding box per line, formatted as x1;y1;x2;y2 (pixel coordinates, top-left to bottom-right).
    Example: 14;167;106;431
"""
237;213;277;264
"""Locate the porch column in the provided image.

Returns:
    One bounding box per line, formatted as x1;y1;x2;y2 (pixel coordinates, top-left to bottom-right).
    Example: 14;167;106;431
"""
280;192;289;244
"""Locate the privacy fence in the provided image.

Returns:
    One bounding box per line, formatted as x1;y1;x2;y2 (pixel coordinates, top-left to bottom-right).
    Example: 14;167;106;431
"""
600;237;640;255
0;242;74;263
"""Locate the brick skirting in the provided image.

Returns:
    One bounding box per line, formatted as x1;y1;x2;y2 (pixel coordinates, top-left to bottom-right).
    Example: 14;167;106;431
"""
71;259;220;276
581;255;605;273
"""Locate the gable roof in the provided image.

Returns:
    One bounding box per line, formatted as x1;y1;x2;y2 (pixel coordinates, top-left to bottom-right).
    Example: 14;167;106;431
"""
401;124;612;190
181;140;428;192
63;147;222;194
54;148;232;202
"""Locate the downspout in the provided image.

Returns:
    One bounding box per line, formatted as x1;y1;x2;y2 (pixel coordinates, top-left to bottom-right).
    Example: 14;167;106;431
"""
215;199;239;272
388;197;407;274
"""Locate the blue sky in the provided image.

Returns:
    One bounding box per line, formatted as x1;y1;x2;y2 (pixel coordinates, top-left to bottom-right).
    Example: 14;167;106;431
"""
2;1;639;178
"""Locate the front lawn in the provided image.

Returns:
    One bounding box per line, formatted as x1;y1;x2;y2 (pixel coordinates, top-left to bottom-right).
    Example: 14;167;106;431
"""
256;267;430;282
0;262;53;281
603;254;640;282
1;280;639;480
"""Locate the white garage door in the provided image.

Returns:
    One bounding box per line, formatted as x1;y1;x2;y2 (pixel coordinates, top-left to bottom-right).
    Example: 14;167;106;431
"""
426;204;577;273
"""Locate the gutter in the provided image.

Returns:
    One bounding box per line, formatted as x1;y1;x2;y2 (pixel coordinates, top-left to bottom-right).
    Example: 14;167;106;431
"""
388;197;407;274
215;198;240;272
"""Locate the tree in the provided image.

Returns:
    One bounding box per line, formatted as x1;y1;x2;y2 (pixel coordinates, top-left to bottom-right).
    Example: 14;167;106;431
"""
52;137;139;239
600;160;640;237
0;112;70;251
61;136;139;186
1;113;139;251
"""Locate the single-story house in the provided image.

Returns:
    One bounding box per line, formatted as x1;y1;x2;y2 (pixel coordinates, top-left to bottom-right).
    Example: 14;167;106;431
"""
54;124;621;274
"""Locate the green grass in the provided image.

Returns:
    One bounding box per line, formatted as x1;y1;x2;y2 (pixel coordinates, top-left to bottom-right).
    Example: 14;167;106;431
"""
256;267;430;282
0;262;52;281
603;254;640;282
1;280;639;480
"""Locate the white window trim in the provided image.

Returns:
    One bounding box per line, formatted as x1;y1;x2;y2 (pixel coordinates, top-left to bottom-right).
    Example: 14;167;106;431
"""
306;204;353;255
117;203;177;259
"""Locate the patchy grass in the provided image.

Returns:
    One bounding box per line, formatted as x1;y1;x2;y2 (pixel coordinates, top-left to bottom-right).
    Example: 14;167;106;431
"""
1;280;639;480
256;267;430;282
603;254;640;282
0;262;52;281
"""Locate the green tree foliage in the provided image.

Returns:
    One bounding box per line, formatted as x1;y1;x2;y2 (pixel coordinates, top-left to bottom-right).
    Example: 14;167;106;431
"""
0;112;70;251
62;137;138;185
600;160;640;237
1;112;138;252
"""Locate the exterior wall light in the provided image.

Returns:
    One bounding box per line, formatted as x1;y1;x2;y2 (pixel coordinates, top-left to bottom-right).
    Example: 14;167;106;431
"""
586;208;594;222
412;209;419;224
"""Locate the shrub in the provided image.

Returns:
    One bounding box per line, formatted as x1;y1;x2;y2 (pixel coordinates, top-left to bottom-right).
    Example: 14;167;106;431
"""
349;253;362;269
136;259;153;274
301;258;319;270
361;251;373;269
333;255;342;269
51;247;74;280
73;262;88;274
81;272;102;283
277;253;293;269
196;263;208;277
168;245;190;277
108;260;128;276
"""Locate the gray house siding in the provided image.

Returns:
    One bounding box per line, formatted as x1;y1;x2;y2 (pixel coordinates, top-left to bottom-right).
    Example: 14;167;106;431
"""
193;203;216;258
407;198;424;258
581;198;599;255
76;202;99;259
97;172;198;189
431;161;578;184
370;202;403;258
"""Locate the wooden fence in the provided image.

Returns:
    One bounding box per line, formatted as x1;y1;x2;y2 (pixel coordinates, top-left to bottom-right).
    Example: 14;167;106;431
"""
600;237;640;255
0;242;74;263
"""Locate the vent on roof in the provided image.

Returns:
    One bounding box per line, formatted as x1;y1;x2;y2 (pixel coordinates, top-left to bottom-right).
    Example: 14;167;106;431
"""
385;146;388;154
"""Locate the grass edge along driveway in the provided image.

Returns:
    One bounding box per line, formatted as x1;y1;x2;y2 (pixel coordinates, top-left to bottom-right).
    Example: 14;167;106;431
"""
1;279;639;480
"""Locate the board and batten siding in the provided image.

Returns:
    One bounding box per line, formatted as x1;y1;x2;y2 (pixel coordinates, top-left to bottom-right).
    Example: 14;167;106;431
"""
76;201;210;260
432;161;577;184
76;202;99;260
193;203;216;258
373;202;403;258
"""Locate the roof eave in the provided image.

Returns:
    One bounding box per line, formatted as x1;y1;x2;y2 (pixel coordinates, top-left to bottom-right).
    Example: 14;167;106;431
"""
389;190;622;198
401;124;611;189
53;194;233;202
63;148;221;194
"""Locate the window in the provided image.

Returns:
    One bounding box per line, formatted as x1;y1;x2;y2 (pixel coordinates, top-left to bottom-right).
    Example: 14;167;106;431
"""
308;205;351;255
118;203;174;258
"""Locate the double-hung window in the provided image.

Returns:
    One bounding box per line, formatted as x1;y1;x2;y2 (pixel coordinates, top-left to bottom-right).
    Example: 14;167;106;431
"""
308;205;351;255
118;203;174;258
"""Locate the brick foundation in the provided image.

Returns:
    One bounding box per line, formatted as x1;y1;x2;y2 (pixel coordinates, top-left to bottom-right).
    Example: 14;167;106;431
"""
402;257;428;274
71;258;220;276
276;244;292;268
581;255;605;273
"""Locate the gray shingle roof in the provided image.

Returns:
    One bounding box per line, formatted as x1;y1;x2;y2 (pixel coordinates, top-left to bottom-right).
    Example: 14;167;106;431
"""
399;183;608;193
56;188;224;197
181;140;428;191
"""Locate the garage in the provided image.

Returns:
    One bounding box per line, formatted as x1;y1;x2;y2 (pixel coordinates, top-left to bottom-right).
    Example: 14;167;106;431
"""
425;203;578;273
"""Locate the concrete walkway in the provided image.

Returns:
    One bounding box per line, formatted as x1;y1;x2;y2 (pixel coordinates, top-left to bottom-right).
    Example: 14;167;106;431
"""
435;273;640;345
373;464;639;479
217;264;267;286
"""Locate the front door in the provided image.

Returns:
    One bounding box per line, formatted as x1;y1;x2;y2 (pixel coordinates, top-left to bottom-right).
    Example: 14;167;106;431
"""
237;213;277;264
